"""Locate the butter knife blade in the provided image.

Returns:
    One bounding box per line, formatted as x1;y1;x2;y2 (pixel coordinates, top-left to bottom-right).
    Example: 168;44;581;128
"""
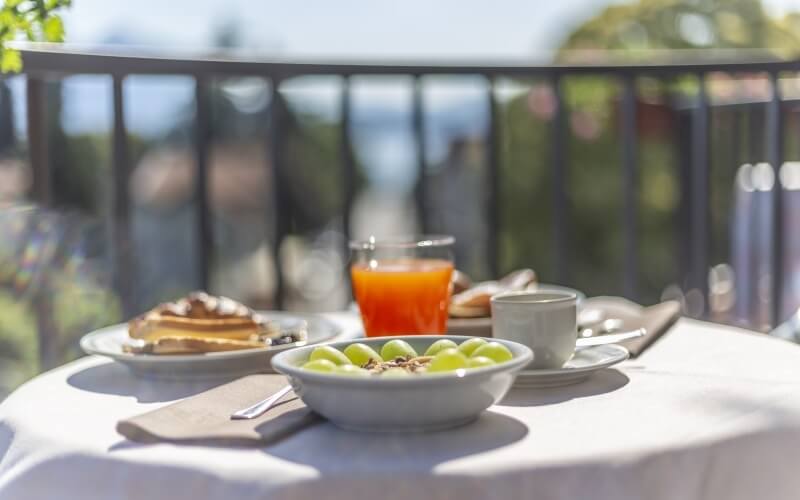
575;328;645;348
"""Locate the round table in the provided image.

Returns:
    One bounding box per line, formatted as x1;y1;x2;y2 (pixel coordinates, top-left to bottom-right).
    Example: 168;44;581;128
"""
3;316;800;500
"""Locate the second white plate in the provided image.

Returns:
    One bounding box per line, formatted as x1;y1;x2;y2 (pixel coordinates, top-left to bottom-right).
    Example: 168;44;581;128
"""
513;344;628;388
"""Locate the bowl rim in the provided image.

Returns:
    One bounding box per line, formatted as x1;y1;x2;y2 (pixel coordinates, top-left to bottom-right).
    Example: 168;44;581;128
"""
271;334;533;386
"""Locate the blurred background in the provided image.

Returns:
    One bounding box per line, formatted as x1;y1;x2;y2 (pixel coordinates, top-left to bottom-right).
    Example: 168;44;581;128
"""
2;0;800;397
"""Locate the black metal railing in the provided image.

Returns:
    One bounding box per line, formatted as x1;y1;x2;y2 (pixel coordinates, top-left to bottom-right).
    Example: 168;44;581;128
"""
12;45;800;330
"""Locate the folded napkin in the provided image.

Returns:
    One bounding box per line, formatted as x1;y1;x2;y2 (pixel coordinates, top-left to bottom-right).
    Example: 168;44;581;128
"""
117;375;319;447
580;297;682;357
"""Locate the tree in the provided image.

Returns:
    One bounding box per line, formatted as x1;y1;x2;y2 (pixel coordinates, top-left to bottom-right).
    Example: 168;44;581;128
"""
0;0;70;72
496;0;800;303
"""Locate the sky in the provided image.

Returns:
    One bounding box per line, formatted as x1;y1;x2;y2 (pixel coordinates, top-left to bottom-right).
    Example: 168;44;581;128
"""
62;0;607;59
61;0;800;60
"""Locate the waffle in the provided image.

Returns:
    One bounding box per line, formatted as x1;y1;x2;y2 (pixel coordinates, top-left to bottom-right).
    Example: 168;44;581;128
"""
125;292;301;354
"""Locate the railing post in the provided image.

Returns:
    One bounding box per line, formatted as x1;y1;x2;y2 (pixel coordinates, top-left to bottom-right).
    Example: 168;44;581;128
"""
339;76;357;303
340;76;356;243
111;74;135;315
26;76;51;206
486;77;501;278
767;72;784;326
25;75;56;370
0;79;15;151
732;107;742;172
269;79;289;308
620;75;638;300
412;75;429;235
551;75;570;285
193;77;213;292
748;103;763;164
690;73;711;315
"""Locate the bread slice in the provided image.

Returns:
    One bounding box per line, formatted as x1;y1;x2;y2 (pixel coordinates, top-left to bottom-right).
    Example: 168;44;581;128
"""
124;336;267;355
448;303;491;318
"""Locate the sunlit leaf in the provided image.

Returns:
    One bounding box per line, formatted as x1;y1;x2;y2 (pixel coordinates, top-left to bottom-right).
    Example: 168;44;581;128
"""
1;49;22;73
50;0;72;8
42;15;63;42
0;0;70;71
0;11;16;28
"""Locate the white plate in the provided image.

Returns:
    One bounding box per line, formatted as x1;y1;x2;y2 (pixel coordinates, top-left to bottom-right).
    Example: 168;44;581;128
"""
513;344;628;388
80;312;341;380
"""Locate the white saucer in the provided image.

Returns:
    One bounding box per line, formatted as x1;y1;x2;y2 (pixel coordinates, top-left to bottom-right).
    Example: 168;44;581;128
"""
513;344;629;388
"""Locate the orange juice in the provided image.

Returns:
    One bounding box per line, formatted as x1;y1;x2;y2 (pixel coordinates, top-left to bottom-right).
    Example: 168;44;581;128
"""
351;258;453;337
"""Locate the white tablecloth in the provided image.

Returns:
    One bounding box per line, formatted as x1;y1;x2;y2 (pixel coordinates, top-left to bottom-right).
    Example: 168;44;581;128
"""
3;315;800;500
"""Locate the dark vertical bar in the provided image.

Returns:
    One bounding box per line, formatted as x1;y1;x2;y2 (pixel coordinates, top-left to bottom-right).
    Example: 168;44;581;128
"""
732;106;742;171
690;74;711;314
767;72;784;326
486;76;500;278
194;77;212;291
26;76;51;205
411;75;429;234
111;75;134;316
748;103;762;164
673;103;692;291
551;75;570;284
269;79;289;308
340;76;356;241
0;79;16;150
621;75;638;300
26;76;54;369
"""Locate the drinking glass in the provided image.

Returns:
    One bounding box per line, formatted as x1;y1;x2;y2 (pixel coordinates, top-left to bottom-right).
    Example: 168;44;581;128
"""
350;235;455;337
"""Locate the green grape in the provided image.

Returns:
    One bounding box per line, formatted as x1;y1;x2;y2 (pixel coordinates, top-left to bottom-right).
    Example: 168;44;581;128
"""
466;356;496;369
428;348;468;372
309;345;352;366
343;343;382;366
380;339;418;361
333;364;371;377
424;339;458;357
380;367;411;378
457;337;488;357
301;359;337;372
471;342;513;363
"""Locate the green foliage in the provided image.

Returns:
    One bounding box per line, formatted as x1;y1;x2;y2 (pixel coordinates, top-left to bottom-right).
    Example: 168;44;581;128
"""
51;277;122;362
0;290;38;397
0;258;123;397
557;0;800;57
497;0;800;301
497;77;668;299
0;0;70;73
285;110;350;231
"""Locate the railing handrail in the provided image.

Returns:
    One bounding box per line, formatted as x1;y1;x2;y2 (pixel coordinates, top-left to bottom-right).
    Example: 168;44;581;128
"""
12;43;800;77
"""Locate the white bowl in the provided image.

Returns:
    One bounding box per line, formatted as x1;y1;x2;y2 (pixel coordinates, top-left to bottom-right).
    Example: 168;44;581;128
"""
271;335;533;432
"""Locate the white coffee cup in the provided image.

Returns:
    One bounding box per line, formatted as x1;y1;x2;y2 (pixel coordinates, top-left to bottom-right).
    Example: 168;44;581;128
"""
491;290;578;369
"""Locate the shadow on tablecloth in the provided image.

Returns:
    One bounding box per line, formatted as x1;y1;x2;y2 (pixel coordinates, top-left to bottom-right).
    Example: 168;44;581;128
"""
66;360;233;403
261;410;528;473
499;368;629;407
